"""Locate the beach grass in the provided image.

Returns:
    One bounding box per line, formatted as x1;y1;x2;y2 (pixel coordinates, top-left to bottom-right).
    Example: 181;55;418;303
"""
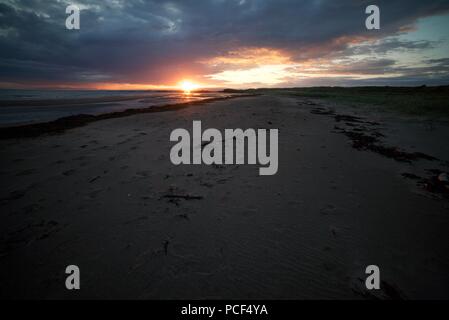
225;86;449;117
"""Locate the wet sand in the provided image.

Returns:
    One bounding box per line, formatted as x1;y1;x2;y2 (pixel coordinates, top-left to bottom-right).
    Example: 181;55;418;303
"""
0;95;448;299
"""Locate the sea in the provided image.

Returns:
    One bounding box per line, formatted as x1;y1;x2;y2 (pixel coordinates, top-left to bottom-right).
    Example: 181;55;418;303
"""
0;89;233;127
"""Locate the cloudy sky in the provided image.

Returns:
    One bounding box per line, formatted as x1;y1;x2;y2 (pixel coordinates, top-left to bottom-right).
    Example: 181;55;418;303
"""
1;0;449;89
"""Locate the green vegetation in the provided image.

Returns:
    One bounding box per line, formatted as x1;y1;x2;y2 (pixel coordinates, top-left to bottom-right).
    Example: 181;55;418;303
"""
224;86;449;117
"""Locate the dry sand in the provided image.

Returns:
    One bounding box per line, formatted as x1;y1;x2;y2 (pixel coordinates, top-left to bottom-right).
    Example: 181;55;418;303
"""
0;95;448;299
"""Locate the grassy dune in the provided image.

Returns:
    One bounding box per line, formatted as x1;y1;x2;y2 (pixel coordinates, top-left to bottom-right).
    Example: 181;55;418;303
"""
225;86;449;117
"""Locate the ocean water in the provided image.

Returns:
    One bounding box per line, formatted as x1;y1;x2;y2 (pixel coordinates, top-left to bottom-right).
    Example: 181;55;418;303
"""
0;89;231;127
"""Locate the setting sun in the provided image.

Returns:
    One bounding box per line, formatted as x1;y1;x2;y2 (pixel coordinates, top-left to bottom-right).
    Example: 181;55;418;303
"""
179;80;199;93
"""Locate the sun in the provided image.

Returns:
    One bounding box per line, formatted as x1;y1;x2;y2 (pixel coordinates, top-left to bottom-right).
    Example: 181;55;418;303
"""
179;80;199;93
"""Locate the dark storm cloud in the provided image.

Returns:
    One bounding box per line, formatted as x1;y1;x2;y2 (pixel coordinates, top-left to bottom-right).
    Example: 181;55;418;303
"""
1;0;449;85
343;57;449;76
347;38;438;56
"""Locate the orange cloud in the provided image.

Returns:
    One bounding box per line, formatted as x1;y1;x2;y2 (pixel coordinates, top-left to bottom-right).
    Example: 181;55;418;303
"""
202;47;293;68
201;34;409;87
202;47;300;86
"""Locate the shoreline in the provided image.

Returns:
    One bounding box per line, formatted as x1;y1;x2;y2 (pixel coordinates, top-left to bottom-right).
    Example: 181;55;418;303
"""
0;94;257;140
0;94;168;107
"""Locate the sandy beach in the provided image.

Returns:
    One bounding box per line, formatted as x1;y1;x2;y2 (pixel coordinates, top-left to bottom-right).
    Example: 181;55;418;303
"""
1;94;448;299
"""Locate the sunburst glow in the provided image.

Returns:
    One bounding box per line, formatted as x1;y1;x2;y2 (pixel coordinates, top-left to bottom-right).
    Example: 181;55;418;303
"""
179;80;199;93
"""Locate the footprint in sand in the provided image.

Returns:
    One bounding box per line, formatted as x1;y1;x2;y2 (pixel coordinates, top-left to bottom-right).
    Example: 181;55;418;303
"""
0;190;26;203
18;203;43;215
62;169;76;176
2;219;62;257
15;168;36;176
200;182;214;188
134;170;150;178
86;189;102;199
123;216;148;225
94;145;109;151
117;139;130;145
175;213;190;221
37;220;61;240
320;204;337;215
89;176;101;183
329;225;340;237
